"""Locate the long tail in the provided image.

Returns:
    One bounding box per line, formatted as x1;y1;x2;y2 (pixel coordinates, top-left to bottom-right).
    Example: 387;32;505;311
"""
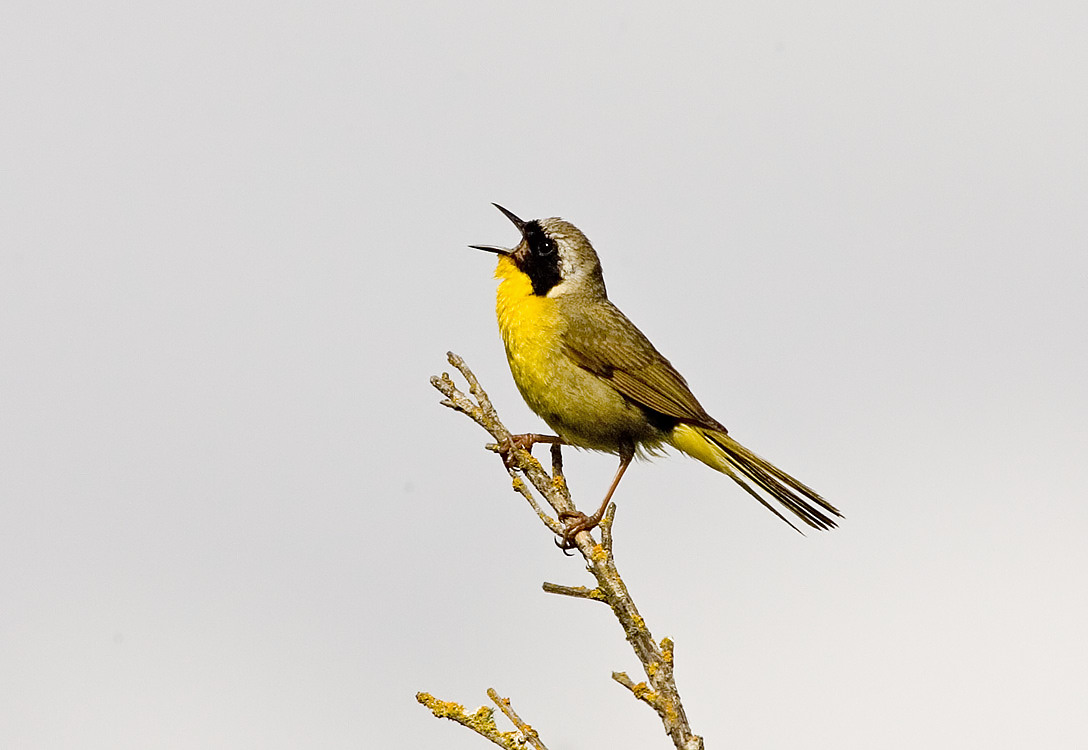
668;423;842;532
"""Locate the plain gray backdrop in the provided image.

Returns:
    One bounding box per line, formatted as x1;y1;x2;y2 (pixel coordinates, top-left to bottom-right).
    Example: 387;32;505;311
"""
3;2;1086;748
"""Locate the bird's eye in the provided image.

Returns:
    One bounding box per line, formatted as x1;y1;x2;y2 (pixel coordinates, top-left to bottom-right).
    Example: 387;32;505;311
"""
523;222;556;257
519;222;563;295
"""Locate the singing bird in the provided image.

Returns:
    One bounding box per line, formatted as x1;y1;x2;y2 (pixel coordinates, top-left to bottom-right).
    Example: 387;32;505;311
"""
471;204;841;545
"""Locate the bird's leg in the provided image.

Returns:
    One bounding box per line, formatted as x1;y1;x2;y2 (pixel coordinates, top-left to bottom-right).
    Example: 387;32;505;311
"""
558;445;634;549
498;433;564;468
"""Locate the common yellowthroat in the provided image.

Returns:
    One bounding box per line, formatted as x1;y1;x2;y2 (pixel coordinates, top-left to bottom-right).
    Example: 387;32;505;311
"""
472;204;841;544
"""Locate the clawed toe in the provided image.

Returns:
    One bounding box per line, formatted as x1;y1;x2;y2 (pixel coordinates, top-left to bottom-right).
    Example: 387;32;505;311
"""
556;509;603;550
496;433;563;468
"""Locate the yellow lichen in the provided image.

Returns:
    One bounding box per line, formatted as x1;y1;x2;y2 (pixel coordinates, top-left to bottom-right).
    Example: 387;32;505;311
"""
631;681;660;707
660;637;674;664
464;705;499;734
416;693;501;736
416;692;467;719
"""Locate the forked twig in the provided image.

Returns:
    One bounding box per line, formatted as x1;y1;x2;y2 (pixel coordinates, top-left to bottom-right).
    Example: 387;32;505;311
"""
422;352;703;750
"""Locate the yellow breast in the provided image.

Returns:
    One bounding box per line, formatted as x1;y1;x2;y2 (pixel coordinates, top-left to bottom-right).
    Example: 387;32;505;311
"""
494;256;564;418
492;256;663;452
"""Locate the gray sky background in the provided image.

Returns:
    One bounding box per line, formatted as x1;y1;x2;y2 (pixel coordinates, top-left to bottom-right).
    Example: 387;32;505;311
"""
3;2;1087;748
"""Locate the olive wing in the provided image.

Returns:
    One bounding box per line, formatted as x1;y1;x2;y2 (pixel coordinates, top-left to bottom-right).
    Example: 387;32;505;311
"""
560;301;720;429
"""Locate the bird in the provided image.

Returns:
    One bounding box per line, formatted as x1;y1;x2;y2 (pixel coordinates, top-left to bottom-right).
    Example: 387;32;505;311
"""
470;204;841;546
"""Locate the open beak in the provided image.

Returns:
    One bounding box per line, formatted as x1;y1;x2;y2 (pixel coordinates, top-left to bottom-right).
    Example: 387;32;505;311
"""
469;203;527;256
469;244;509;255
491;203;526;232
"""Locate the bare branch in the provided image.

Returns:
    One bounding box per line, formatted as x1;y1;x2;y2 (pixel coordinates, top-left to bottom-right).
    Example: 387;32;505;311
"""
416;690;546;749
424;353;704;750
487;688;548;750
415;692;521;749
540;582;606;602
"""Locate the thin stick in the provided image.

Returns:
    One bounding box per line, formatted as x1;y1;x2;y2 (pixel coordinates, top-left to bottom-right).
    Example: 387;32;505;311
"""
487;688;548;750
424;353;703;750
